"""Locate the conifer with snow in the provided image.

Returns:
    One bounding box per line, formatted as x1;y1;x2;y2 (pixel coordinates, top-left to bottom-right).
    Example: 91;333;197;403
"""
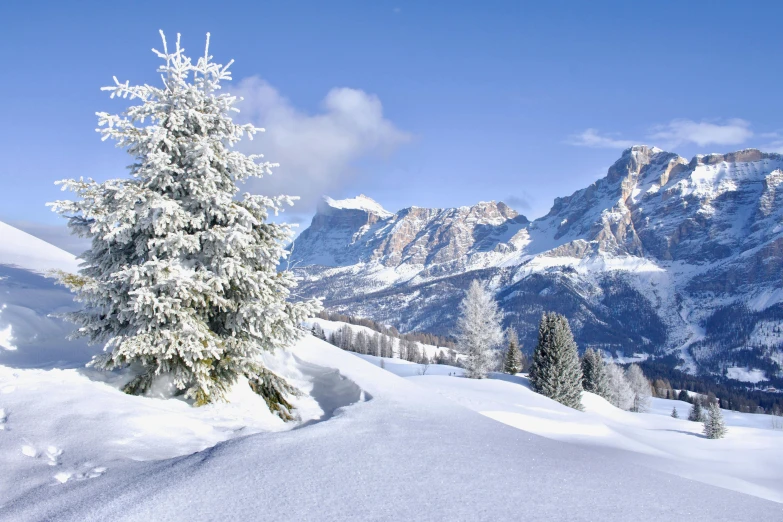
671;407;679;418
688;402;705;422
625;364;651;413
605;363;634;411
503;328;523;375
50;33;320;417
455;280;504;379
581;348;609;398
529;312;583;410
704;403;727;439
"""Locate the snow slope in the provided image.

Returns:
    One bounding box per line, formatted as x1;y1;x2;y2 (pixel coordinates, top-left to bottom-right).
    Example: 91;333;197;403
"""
4;338;783;521
405;371;783;503
0;221;96;369
2;222;783;519
0;221;79;274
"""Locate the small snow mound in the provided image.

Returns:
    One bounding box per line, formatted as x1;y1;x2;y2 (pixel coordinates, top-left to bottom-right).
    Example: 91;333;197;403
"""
0;322;16;351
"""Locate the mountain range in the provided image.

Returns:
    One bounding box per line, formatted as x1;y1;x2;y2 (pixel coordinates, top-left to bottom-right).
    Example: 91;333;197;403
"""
290;146;783;385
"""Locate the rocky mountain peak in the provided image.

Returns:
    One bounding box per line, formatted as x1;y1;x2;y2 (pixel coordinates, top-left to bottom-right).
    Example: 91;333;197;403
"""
290;147;783;383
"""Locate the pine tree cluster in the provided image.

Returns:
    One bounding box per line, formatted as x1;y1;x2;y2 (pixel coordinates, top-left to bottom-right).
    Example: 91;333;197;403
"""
529;313;583;410
311;322;463;366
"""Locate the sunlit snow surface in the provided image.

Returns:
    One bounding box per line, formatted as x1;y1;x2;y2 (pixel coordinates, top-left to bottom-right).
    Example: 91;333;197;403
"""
2;221;783;520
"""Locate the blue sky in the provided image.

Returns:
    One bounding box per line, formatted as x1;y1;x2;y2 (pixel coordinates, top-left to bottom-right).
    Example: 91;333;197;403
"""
2;0;782;251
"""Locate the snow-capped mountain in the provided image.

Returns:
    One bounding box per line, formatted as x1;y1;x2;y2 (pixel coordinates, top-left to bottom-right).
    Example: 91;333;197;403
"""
290;147;783;382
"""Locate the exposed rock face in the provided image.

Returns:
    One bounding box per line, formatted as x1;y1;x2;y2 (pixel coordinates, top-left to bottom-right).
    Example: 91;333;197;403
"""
293;196;526;269
290;147;783;382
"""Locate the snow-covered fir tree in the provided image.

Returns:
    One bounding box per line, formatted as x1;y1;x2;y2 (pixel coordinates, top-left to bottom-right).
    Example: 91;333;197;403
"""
529;312;583;410
671;407;679;418
704;403;727;439
339;325;354;351
406;340;420;362
688;402;705;422
50;33;320;417
605;363;634;411
503;328;523;375
311;324;326;341
455;280;504;379
625;364;651;413
581;348;609;398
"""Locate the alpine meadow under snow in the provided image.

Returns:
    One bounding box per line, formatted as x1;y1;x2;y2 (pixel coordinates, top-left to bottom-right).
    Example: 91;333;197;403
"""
2;31;783;522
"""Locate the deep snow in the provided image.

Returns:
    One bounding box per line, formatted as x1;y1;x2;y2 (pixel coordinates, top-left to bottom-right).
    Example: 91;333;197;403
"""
2;220;783;520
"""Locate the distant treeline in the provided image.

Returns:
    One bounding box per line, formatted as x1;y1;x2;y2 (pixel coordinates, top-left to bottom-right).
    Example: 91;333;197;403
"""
315;311;457;349
638;355;783;415
311;319;462;367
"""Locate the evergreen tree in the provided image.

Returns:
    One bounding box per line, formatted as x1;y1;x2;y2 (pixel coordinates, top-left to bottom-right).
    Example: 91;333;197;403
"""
605;362;634;411
455;280;504;379
626;364;652;413
704;402;727;439
50;33;320;417
354;331;367;355
678;389;690;402
581;348;609;398
529;312;583;410
688;402;705;422
671;407;679;418
313;324;326;341
339;325;354;351
503;328;523;375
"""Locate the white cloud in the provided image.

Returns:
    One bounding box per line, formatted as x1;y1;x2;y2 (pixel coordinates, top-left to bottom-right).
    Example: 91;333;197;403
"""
231;77;410;212
649;118;753;148
569;119;755;150
566;129;637;149
505;192;533;212
758;132;783;154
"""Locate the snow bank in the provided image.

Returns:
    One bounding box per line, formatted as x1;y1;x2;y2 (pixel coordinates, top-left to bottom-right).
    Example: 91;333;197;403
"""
6;339;783;520
0;221;80;274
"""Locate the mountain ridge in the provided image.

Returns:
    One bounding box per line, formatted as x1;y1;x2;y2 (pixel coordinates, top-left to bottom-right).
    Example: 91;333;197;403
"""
290;146;783;384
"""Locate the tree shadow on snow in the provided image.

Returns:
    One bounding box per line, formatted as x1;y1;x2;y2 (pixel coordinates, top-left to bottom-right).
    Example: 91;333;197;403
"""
293;356;372;429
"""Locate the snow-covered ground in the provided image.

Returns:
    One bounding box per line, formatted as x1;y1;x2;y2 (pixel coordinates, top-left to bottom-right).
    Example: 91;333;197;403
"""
726;366;769;384
2;221;783;519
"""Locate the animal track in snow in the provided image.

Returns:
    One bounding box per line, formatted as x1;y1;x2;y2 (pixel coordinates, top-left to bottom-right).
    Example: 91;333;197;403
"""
45;446;63;466
54;463;107;484
20;443;63;466
21;445;38;458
